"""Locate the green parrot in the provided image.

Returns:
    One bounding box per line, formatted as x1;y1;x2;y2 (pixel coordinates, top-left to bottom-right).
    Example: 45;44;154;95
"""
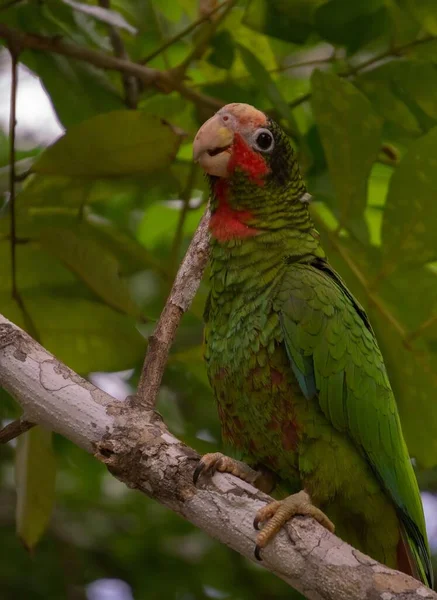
192;102;433;586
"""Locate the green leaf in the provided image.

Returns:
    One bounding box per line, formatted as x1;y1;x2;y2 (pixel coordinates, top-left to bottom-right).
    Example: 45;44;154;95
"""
314;0;389;53
2;1;124;128
400;0;437;35
238;45;299;133
33;112;184;177
242;0;322;44
388;61;437;125
385;0;421;45
24;52;125;128
0;243;145;373
0;241;77;293
381;126;437;268
137;202;204;250
15;427;56;550
311;70;382;240
62;0;137;33
357;62;424;137
358;60;437;136
208;31;235;70
39;225;142;318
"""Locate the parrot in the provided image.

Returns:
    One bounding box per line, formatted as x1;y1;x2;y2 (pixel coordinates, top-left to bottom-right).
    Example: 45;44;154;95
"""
191;102;433;587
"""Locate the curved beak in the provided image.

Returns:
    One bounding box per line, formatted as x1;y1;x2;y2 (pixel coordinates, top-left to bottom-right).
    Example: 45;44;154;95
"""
193;114;234;177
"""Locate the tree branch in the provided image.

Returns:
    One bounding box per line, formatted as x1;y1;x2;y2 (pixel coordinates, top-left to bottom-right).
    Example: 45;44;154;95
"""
0;24;223;111
136;207;210;409
0;313;435;600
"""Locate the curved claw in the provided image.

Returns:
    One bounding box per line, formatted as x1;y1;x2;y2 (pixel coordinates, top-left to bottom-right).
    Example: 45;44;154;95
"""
193;452;224;485
193;461;205;485
254;545;263;561
252;491;335;560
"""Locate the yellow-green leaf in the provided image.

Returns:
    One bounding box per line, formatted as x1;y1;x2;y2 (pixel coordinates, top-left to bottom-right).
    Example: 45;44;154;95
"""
33;111;184;177
402;0;437;35
15;427;56;550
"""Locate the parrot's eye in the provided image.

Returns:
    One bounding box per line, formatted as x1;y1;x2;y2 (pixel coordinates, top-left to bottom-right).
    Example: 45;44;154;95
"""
253;129;274;152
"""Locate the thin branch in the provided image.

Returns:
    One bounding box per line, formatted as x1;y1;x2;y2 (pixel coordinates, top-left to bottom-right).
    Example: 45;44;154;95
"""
136;208;210;409
6;44;39;342
149;2;171;70
97;0;138;108
0;24;222;111
0;313;435;600
174;0;237;77
0;417;34;444
272;56;335;74
139;0;233;65
288;34;437;110
8;47;18;302
342;34;436;78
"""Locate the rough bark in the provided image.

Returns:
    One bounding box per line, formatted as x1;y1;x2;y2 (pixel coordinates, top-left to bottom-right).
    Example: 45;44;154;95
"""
0;314;435;600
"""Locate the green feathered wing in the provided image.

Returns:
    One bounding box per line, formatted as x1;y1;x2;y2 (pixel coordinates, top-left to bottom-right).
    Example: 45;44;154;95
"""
277;259;433;587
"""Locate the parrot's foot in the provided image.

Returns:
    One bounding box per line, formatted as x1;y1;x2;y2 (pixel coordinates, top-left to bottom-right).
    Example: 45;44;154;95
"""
193;452;275;493
253;490;335;560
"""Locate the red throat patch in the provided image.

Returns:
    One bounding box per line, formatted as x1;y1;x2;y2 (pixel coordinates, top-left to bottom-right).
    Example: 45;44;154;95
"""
209;134;269;242
209;180;258;242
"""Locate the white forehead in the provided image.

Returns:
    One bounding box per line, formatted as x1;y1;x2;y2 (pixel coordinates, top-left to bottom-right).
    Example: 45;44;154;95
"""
217;103;267;133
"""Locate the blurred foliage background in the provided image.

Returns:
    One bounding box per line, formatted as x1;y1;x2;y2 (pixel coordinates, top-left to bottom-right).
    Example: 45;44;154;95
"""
2;0;437;598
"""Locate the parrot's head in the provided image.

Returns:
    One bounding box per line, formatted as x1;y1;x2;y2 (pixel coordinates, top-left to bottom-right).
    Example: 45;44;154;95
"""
193;103;308;241
193;102;300;187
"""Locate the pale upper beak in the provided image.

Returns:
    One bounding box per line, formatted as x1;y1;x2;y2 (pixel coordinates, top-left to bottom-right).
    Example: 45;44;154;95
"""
192;113;234;177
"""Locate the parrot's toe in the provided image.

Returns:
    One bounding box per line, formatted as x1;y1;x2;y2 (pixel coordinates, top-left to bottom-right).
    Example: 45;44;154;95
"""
253;490;335;561
193;452;264;487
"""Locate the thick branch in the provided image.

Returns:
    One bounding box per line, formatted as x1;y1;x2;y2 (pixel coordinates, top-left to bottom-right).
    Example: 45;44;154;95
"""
0;314;434;600
136;208;210;409
0;24;222;111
